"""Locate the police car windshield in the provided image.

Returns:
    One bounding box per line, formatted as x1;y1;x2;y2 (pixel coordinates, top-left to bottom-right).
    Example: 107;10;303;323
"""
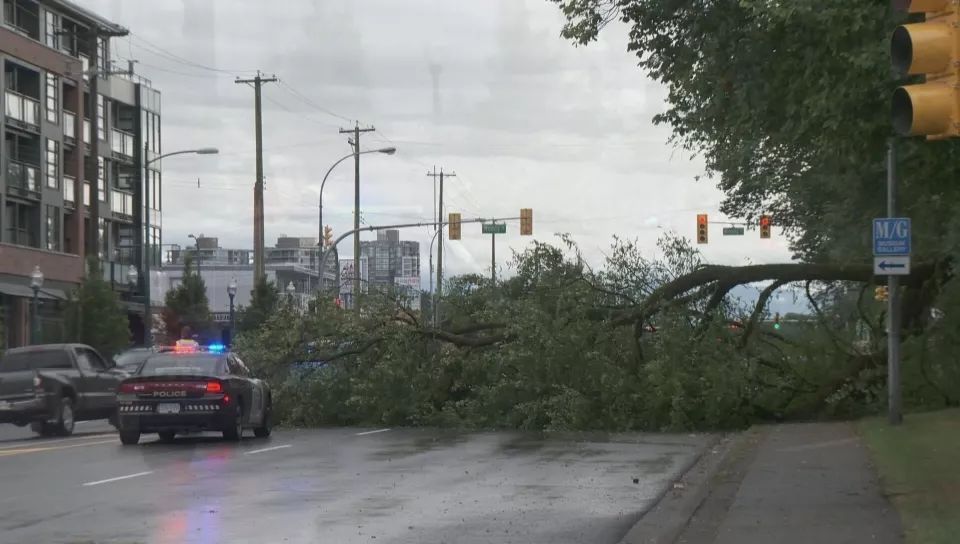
140;355;220;377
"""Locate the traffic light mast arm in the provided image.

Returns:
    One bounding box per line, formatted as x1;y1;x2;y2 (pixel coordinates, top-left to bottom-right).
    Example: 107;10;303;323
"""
317;216;522;286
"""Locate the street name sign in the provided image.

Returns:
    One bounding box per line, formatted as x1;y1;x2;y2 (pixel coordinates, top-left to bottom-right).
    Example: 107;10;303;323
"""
482;223;507;234
874;256;910;276
722;227;745;236
873;218;911;256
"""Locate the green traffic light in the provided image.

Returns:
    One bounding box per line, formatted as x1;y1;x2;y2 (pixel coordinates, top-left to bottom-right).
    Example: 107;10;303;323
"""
774;323;781;330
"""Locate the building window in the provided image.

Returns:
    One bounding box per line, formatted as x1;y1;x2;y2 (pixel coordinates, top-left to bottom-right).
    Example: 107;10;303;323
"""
4;200;38;247
83;181;90;206
43;9;58;48
4;0;40;39
97;37;108;72
45;205;60;251
45;73;58;123
96;94;105;140
45;138;58;189
150;169;161;211
97;156;106;201
98;218;106;259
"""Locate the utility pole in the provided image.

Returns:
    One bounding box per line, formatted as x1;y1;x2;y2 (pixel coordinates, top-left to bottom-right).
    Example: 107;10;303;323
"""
426;168;454;326
235;71;277;283
887;138;902;426
337;123;375;312
491;225;496;285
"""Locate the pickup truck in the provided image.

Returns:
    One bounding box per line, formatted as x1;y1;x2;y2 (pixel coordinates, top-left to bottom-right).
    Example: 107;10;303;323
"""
0;344;128;436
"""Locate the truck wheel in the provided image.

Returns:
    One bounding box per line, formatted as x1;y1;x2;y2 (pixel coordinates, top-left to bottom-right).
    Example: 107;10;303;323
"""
55;397;75;436
119;430;140;445
222;404;242;441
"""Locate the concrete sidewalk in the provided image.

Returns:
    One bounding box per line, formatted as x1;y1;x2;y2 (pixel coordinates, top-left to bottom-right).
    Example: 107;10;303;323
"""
675;422;903;544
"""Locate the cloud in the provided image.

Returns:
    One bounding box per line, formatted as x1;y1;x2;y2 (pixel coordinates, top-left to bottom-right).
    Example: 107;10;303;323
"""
85;0;794;289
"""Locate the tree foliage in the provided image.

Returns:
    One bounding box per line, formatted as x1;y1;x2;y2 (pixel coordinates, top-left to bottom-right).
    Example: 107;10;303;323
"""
548;0;960;263
160;255;211;341
238;277;279;333
64;258;130;358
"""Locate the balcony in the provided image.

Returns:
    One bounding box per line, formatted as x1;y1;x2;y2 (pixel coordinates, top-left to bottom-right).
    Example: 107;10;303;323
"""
63;175;76;209
5;90;39;130
101;261;139;291
110;128;135;159
110;190;133;221
5;159;39;199
63;111;76;143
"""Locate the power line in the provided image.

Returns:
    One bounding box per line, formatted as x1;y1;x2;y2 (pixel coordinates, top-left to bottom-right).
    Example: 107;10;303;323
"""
275;80;355;124
127;33;259;75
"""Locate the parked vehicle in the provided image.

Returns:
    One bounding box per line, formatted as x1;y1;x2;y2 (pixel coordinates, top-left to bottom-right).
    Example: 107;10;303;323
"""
0;344;128;436
113;347;156;374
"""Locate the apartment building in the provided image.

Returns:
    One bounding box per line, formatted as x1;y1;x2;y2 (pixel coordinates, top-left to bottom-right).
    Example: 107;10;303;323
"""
0;0;161;347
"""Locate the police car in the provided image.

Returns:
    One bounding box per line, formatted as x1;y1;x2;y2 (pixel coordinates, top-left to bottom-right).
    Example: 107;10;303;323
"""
115;341;272;445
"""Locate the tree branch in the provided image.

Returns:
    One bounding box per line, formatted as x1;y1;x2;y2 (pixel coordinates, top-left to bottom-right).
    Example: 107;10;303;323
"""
739;280;789;348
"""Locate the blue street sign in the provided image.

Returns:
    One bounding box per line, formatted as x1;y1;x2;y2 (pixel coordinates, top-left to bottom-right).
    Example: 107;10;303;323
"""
873;218;911;256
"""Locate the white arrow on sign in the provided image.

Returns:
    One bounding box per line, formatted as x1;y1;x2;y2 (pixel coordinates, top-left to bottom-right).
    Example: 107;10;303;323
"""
874;256;910;276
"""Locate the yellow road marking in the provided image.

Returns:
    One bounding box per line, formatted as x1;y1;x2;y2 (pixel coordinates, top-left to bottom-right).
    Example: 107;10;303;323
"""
0;438;117;457
0;433;115;451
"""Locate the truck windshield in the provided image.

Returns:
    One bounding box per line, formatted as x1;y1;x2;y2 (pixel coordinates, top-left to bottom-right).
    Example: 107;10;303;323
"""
0;350;73;372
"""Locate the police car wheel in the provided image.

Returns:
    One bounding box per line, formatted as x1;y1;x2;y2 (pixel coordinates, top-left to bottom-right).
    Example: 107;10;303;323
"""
119;430;140;445
223;404;242;441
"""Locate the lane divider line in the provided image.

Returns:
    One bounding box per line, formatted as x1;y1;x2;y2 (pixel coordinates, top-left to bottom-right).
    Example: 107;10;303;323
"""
355;428;391;436
82;471;153;487
244;444;292;455
0;433;115;451
0;439;117;457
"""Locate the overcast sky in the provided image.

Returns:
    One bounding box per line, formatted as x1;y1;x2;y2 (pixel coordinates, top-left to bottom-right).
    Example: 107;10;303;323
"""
86;0;794;287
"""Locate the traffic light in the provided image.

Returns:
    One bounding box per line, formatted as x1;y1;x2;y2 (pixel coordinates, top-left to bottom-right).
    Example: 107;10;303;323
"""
448;212;461;240
875;286;890;302
520;208;533;236
323;225;334;248
696;214;708;244
891;0;960;138
760;215;772;239
773;312;782;330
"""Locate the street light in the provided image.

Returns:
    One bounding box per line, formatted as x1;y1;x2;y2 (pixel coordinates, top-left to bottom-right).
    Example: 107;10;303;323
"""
29;266;43;345
126;264;138;288
142;147;218;348
317;147;396;278
286;281;296;305
187;233;203;274
227;277;238;346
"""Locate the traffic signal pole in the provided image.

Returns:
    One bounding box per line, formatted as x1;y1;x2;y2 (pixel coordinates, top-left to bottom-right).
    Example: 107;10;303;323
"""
887;138;902;425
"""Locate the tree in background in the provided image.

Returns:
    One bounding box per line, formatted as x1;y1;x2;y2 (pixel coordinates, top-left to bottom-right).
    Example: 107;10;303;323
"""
64;257;130;358
238;276;279;333
160;254;211;341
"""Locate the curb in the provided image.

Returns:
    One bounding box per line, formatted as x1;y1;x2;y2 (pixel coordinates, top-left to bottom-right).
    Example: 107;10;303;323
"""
618;431;751;544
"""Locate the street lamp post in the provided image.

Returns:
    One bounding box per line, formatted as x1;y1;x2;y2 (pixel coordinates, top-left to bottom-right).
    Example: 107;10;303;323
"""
187;233;203;274
227;277;238;346
317;147;396;282
142;147;218;347
29;266;43;345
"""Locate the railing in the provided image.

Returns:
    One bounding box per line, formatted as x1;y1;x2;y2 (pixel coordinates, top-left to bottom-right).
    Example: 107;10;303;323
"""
110;128;135;157
63;175;76;208
63;111;76;140
101;261;138;289
6;159;40;197
5;90;39;128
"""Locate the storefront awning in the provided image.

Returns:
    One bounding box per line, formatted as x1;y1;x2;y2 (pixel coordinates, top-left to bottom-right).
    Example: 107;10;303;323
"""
0;282;67;300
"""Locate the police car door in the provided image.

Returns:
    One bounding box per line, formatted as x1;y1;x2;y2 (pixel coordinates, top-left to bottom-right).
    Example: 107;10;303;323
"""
231;355;263;424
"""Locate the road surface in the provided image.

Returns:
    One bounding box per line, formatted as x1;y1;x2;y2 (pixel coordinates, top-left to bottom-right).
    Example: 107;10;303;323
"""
0;422;709;544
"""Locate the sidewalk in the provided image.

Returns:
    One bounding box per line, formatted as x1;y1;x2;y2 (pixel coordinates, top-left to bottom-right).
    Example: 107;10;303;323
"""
675;422;903;544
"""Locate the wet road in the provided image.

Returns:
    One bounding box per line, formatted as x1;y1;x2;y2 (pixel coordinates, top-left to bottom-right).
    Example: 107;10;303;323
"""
0;422;709;544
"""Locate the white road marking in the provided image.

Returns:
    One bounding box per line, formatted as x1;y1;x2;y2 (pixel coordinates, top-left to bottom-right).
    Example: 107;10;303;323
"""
355;428;391;436
82;471;153;487
244;444;292;455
